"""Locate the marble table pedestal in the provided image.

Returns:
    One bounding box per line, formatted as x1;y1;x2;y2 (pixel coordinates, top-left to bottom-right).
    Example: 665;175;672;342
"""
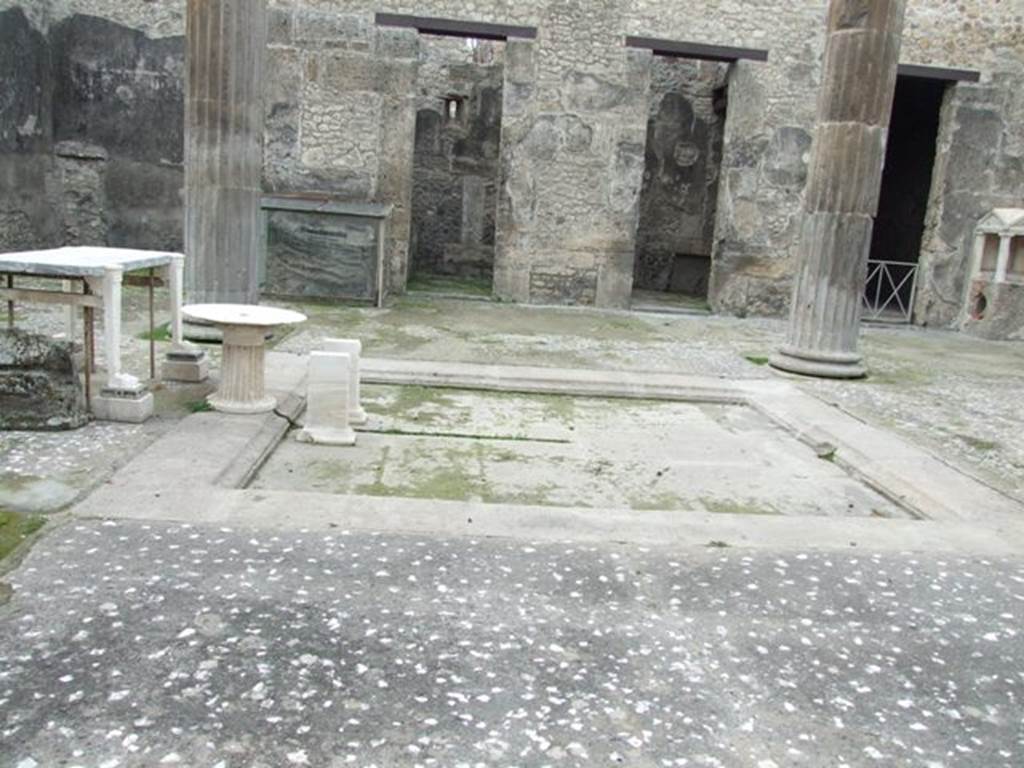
183;304;306;415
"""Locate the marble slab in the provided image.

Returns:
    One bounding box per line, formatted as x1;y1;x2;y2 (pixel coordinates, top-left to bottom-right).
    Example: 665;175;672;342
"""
263;210;382;302
182;303;307;328
0;246;180;277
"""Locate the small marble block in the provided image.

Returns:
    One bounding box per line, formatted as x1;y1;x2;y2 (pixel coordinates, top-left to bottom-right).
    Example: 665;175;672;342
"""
323;338;367;424
298;351;357;446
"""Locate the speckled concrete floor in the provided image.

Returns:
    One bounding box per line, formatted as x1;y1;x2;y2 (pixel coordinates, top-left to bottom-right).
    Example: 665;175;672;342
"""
1;520;1021;767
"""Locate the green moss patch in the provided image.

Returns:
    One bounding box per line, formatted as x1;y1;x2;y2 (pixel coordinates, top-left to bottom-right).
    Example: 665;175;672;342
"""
137;322;172;342
0;508;46;564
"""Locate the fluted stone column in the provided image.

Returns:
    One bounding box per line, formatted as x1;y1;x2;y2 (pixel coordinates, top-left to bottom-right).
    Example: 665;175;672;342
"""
184;0;267;303
771;0;907;379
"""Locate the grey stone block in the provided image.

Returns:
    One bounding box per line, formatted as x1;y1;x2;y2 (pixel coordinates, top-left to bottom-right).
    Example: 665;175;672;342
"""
0;329;89;431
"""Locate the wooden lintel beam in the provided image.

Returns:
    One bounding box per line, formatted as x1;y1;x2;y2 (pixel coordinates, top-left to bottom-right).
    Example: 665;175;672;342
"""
375;13;537;41
625;36;769;63
0;288;103;308
897;63;980;83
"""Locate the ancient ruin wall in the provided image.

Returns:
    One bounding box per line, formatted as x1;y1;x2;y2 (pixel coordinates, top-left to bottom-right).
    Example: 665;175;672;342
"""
0;5;59;251
1;0;1021;321
0;1;184;252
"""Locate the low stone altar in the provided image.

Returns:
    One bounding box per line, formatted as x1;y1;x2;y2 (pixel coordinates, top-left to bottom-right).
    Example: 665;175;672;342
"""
962;209;1024;340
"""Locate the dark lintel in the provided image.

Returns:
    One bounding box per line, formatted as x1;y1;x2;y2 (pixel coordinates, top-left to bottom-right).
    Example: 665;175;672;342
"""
625;36;769;63
897;63;980;83
375;13;537;41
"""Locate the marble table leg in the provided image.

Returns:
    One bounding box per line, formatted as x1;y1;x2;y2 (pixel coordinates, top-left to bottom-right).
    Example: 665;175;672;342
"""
101;265;141;391
161;254;209;383
208;323;276;414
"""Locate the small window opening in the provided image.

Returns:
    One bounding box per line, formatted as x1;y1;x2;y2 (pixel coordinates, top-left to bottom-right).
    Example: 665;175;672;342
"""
445;96;465;122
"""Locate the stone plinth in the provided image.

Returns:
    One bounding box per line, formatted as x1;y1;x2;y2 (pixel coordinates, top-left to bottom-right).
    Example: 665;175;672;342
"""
323;338;367;425
297;351;357;447
91;387;155;424
771;0;907;379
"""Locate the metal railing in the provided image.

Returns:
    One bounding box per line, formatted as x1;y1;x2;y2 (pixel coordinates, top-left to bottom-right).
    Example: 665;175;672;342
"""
862;259;919;323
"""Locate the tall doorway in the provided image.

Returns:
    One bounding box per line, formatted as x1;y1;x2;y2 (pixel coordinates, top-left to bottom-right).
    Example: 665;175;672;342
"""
864;76;946;323
408;35;504;298
632;58;728;312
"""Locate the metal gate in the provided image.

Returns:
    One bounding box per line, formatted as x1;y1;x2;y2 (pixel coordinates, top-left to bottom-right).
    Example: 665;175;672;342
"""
862;260;919;323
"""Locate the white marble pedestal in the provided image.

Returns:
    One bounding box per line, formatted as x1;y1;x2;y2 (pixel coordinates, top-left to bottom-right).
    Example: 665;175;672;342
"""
323;338;367;425
297;351;357;446
183;304;306;415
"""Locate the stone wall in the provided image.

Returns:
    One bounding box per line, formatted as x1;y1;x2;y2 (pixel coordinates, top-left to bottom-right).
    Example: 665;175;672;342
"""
915;67;1024;327
263;6;418;294
634;58;727;296
0;6;60;251
410;37;503;281
0;0;1021;330
0;3;184;253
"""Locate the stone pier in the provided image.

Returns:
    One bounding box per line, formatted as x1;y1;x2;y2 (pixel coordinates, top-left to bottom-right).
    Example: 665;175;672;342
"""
771;0;907;379
184;0;267;303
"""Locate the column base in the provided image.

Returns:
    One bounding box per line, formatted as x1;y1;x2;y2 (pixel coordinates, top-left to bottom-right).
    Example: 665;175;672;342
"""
349;407;368;426
297;426;357;447
162;347;210;383
92;387;155;423
769;347;867;380
208;394;277;415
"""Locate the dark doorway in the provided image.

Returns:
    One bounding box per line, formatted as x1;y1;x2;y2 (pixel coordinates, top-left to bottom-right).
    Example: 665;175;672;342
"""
632;59;728;312
408;35;503;298
864;76;946;322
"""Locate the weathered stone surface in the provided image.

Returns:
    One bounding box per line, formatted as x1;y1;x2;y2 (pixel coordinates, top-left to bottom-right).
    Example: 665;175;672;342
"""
963;281;1024;341
184;0;266;304
264;210;381;302
51;14;184;165
0;7;61;251
0;329;88;431
803;123;889;215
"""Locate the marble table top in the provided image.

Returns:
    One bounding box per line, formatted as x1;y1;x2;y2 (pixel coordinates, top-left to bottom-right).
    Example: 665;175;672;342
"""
183;304;308;328
0;246;181;277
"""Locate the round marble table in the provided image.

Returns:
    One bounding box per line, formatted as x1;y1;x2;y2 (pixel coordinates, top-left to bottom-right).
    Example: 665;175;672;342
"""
182;304;307;414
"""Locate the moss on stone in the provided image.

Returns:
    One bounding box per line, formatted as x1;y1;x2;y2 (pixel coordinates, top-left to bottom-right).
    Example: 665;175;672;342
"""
0;507;45;564
700;497;780;516
956;434;999;452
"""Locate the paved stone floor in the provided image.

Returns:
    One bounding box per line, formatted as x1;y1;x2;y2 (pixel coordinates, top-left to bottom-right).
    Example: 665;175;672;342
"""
1;520;1022;768
254;386;905;518
273;297;1024;503
6;294;1024;514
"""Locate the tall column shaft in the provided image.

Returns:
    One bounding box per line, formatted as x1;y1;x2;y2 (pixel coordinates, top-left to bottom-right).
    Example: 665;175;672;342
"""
184;0;267;304
771;0;907;379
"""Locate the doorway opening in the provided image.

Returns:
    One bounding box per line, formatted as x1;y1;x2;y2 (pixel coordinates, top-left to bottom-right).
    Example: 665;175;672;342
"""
631;58;728;313
863;76;946;323
408;34;504;299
